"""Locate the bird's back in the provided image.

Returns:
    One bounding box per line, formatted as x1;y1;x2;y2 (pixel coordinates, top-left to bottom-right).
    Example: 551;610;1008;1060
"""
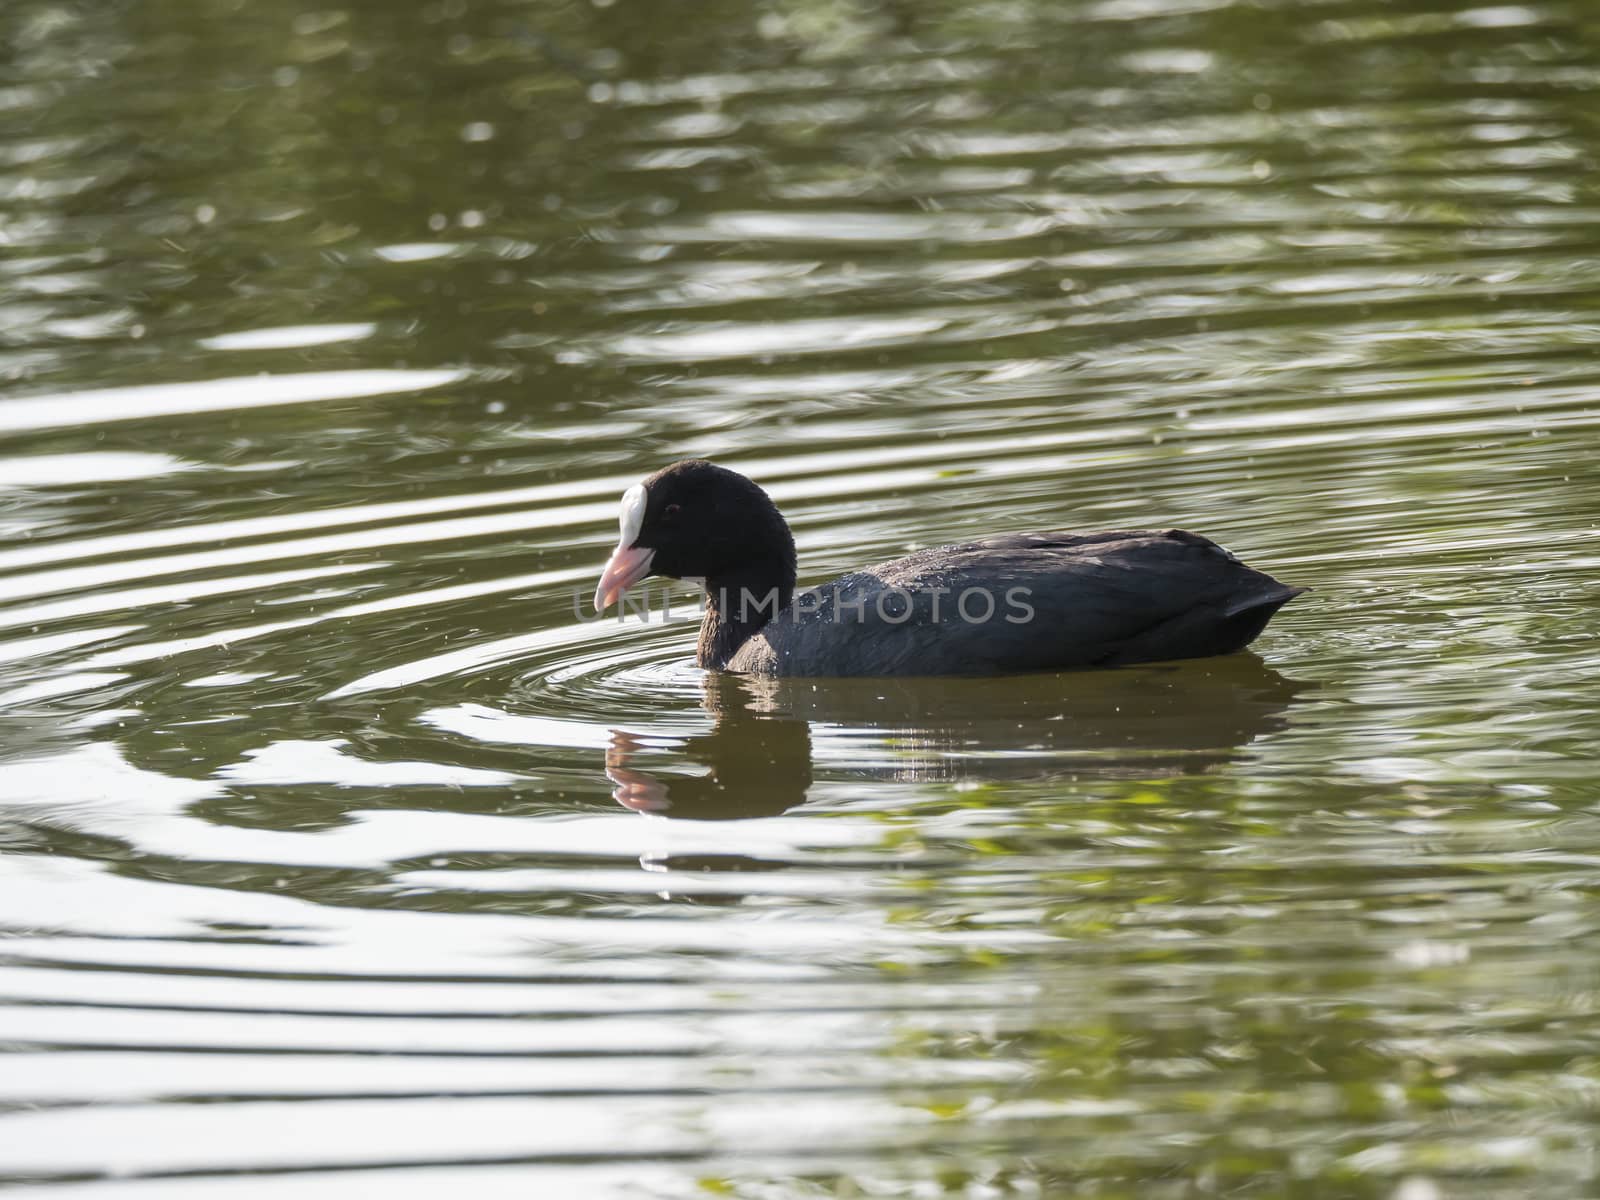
725;529;1302;677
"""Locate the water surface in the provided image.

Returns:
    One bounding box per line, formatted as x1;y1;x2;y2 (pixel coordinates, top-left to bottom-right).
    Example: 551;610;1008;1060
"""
4;0;1600;1196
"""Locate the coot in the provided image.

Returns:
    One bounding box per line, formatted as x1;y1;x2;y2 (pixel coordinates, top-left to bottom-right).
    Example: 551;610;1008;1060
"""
593;460;1303;677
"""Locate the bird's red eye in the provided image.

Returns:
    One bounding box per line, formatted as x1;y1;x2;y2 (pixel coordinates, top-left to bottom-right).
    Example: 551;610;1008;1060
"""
663;503;681;519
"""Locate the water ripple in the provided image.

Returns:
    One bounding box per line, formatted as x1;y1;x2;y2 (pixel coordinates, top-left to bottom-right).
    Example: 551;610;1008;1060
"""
3;0;1600;1193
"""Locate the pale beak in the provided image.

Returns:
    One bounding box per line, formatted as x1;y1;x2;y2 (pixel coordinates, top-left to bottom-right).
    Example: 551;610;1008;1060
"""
593;544;656;612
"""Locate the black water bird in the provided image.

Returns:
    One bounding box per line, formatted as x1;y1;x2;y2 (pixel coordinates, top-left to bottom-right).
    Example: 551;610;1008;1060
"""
593;460;1303;677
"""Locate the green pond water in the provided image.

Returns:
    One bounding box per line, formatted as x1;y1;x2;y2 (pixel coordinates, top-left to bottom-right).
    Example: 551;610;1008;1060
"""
3;0;1600;1195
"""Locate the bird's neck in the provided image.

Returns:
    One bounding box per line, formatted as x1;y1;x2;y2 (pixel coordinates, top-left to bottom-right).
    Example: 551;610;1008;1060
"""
697;557;795;670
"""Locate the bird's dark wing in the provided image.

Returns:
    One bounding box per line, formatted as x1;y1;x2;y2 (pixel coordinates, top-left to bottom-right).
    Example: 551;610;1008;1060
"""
729;530;1300;677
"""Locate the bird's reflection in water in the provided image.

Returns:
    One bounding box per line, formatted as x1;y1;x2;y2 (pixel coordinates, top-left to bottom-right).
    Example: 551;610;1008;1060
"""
607;655;1306;821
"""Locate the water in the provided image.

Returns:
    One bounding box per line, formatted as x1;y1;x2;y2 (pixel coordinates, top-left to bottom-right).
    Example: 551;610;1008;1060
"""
3;0;1600;1194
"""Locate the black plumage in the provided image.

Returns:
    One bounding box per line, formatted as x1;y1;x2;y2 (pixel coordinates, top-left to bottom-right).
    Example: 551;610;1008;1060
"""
593;460;1303;677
